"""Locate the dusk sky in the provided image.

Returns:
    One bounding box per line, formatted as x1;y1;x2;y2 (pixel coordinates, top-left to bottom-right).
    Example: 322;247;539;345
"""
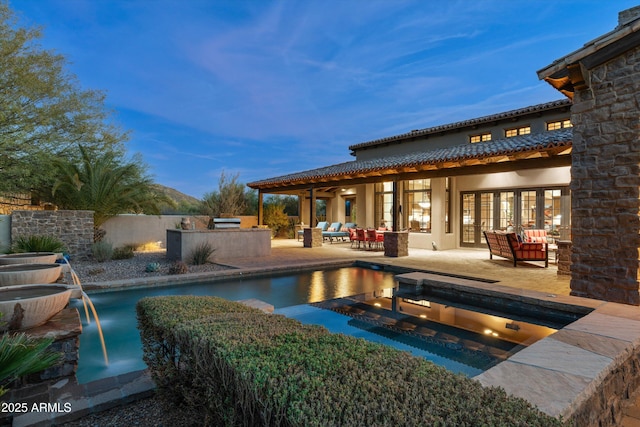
10;1;638;198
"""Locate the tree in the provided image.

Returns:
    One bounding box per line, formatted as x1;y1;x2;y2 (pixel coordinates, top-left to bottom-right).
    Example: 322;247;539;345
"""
51;145;172;229
201;171;248;219
0;2;128;197
280;195;299;216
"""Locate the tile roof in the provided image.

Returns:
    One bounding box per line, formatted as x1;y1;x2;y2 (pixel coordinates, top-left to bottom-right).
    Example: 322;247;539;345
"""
248;128;572;189
348;99;571;151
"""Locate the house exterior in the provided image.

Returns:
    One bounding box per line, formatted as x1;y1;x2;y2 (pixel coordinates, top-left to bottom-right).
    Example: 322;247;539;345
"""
248;99;573;251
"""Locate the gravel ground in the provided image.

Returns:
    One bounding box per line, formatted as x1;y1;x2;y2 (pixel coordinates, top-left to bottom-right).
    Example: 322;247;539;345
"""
60;395;200;427
67;250;230;284
59;251;228;426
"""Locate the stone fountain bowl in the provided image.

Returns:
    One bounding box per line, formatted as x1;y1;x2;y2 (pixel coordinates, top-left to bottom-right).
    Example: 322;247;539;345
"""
0;284;72;332
0;252;58;265
0;263;62;286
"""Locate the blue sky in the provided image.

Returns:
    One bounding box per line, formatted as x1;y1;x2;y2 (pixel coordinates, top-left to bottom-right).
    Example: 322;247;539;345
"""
10;1;638;198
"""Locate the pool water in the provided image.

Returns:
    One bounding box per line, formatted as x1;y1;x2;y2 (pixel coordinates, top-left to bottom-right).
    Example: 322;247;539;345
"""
73;267;396;383
72;267;557;383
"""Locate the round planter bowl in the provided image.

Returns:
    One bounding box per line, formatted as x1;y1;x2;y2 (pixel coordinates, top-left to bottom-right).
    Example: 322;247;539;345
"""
0;263;62;286
0;284;72;332
0;252;58;265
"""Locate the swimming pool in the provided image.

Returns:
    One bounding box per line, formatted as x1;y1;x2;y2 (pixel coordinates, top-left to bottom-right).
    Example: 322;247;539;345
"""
72;266;560;383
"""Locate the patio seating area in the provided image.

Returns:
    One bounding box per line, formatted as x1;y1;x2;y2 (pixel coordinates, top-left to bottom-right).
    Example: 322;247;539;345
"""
350;227;385;250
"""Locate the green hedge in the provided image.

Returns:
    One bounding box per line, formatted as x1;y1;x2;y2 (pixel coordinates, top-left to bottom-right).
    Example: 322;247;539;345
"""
137;296;565;426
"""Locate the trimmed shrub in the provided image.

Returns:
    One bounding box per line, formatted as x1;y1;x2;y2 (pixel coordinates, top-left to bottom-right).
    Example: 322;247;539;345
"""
188;241;215;265
91;241;113;262
137;296;564;427
11;234;65;253
136;296;259;396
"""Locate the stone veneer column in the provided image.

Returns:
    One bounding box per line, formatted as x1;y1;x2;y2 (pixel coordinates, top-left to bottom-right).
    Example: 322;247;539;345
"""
303;228;322;248
570;45;640;305
556;240;572;276
383;231;408;257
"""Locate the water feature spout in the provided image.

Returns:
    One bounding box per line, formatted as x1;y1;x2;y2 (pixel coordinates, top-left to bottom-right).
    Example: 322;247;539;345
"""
61;258;109;366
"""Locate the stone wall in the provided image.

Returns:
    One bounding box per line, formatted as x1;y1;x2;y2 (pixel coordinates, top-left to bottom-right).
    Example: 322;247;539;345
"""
571;342;640;427
11;210;94;259
570;45;640;305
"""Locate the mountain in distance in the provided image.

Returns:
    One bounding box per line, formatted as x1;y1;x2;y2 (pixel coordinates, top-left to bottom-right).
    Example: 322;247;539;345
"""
152;184;201;213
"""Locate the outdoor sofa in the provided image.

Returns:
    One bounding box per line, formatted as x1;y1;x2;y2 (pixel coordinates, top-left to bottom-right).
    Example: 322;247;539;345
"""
483;230;548;267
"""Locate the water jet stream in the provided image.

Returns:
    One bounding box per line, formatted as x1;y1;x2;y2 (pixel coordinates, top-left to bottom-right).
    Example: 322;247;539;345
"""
62;259;109;366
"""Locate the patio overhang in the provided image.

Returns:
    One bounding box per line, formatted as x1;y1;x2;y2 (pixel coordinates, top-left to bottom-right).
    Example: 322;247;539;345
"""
248;130;572;194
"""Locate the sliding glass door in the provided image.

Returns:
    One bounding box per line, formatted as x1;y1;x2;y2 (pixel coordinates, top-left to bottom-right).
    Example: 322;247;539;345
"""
461;187;570;247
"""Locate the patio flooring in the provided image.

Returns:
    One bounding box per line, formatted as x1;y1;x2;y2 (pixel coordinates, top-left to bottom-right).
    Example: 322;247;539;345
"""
10;238;640;426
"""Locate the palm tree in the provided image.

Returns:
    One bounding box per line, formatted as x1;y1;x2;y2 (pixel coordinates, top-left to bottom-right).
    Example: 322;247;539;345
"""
51;145;173;229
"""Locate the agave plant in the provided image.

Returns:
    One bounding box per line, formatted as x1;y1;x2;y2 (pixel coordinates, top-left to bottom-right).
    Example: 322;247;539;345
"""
11;235;66;253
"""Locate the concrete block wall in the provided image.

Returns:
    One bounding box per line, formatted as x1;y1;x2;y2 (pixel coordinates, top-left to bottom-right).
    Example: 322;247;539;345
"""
570;45;640;305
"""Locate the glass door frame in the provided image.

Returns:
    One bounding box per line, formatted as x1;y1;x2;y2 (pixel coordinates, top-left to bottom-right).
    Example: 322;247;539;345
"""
460;191;496;248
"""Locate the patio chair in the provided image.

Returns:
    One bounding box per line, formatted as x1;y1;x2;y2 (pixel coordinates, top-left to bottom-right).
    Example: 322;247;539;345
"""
322;222;343;242
348;227;358;248
355;228;366;249
366;229;380;250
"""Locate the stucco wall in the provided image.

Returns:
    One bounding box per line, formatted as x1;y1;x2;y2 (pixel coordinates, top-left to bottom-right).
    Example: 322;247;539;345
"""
101;215;258;249
166;228;271;261
456;166;571;191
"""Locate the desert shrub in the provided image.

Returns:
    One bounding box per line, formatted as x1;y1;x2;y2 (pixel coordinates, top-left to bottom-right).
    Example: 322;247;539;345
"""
91;241;113;262
263;203;289;237
168;261;188;275
112;245;135;260
0;332;62;397
188;241;215;265
138;296;563;427
11;234;65;253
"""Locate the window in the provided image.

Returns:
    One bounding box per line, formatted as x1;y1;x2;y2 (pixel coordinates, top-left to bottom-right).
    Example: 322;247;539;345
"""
499;191;515;231
546;119;572;131
405;179;431;232
469;132;491;143
374;182;393;228
544;189;562;239
505;126;530;137
520;190;537;229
